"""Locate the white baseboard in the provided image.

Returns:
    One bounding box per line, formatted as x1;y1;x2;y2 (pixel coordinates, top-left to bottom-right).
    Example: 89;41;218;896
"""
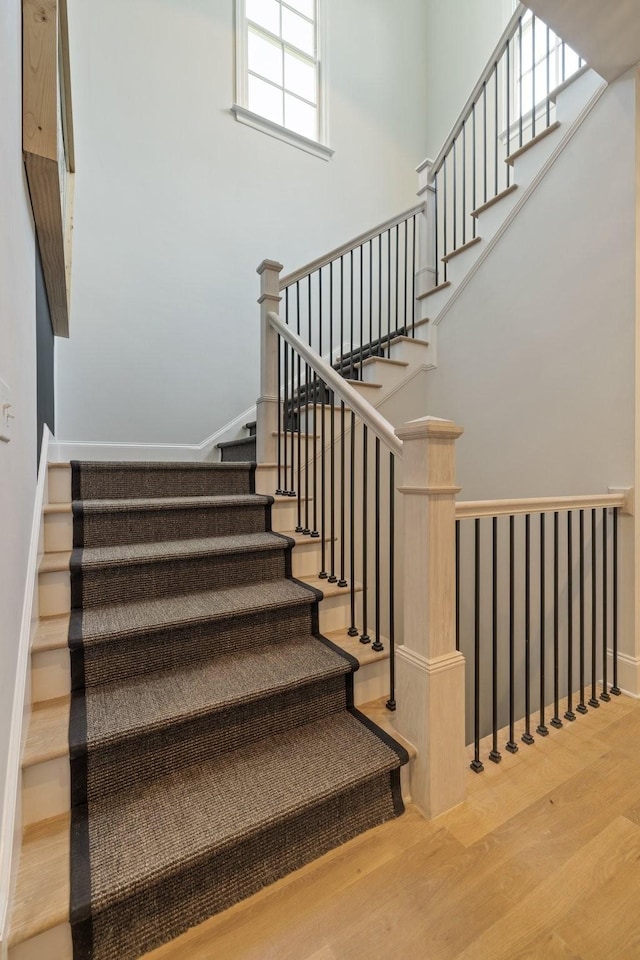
606;649;640;699
0;427;50;955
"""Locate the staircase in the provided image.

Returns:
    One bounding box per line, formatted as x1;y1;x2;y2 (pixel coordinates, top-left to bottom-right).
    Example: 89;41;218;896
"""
8;460;411;960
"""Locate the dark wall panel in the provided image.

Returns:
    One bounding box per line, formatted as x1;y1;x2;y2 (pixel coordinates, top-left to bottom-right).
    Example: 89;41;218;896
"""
36;240;55;452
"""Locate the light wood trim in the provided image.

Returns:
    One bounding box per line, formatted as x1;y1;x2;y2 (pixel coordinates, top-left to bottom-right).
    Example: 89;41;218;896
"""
505;120;561;166
8;812;69;946
32;614;69;652
441;235;482;264
360;356;409;369
22;697;69;767
23;0;74;337
471;183;518;218
456;493;625;520
267;312;403;457
416;280;451;301
57;0;74;172
39;551;71;574
279;203;425;289
429;3;527;178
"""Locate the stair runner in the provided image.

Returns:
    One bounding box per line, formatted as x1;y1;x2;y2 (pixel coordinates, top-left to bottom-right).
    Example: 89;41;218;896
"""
68;460;408;960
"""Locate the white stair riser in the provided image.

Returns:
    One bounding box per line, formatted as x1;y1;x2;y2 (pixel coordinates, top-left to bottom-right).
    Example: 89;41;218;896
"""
22;757;69;826
474;189;521;239
291;542;326;578
44;512;73;553
359;360;411;390
9;924;72;960
417;286;451;319
443;244;485;286
387;339;431;365
48;467;71;504
554;68;603;125
318;593;352;632
511;128;561;187
32;648;70;703
39;571;71;618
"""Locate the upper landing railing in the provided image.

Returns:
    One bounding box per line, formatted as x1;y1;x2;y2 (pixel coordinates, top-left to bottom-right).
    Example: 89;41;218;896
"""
427;3;585;284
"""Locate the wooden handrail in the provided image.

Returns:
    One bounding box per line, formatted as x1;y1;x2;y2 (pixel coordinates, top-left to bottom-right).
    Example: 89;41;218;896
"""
456;493;625;521
428;3;527;180
279;203;425;290
267;311;403;458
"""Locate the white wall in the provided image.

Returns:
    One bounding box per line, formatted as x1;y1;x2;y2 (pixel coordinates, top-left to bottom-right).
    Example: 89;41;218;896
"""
427;72;635;502
55;0;430;445
424;0;514;160
0;0;38;930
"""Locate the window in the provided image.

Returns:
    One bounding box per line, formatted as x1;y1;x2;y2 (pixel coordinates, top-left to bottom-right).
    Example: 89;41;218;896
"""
514;10;583;121
232;0;333;160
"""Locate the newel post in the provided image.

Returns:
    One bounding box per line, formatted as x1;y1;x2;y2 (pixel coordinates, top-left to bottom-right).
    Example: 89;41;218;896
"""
416;157;436;294
394;416;466;818
256;259;283;466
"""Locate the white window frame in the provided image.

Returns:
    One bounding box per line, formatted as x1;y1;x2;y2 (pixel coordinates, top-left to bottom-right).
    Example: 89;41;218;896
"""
232;0;333;161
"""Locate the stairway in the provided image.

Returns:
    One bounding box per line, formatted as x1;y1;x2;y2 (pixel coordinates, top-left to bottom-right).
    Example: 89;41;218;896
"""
11;460;408;960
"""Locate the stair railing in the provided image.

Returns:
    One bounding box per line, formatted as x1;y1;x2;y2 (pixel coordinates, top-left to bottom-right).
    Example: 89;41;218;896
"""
279;203;424;381
425;3;585;284
256;258;467;818
455;492;629;773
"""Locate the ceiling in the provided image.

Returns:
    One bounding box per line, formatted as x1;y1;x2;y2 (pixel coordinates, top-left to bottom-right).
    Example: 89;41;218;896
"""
525;0;640;82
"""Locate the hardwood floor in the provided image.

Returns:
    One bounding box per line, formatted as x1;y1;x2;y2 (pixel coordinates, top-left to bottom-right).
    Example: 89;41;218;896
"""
141;692;640;960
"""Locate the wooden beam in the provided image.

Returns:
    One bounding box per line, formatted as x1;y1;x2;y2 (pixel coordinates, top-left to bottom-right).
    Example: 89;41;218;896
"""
23;0;58;161
24;153;69;338
58;0;75;173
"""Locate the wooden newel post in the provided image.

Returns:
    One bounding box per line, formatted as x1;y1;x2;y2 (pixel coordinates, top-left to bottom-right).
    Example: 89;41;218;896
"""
256;259;283;466
394;416;466;818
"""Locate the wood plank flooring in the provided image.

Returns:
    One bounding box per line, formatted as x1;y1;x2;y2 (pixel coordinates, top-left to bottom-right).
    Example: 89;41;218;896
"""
139;692;640;960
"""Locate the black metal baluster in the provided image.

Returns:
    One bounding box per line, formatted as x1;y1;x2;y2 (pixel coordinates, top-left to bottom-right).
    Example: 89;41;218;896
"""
338;401;347;587
348;411;357;635
483;81;487;204
565;511;576;721
350;249;355;379
378;232;383;348
471;518;484;772
328;385;337;583
537;513;549;736
434;170;440;284
522;513;535;744
506;515;518;753
283;323;289;495
369;238;373;351
386;453;396;710
411;215;416;336
360;425;370;644
452;136;457;252
403;218;408;334
518;16;524;148
577;510;588;713
287;287;295;497
443;158;448;276
489;516;501;764
551;511;562;728
339;255;344;377
472;105;477;238
462;121;467;245
276;333;283;494
311;277;319;539
612;508;621;695
455;518;461;652
588;509;600;708
394;224;399;334
295;282;303;532
601;508;610;701
303;357;310;535
372;438;383;652
319;271;327;577
359;244;364;374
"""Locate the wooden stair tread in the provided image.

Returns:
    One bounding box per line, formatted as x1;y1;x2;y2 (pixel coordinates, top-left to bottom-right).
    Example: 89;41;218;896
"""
8;813;70;946
40;551;71;574
388;334;430;348
323;628;388;666
359;356;409;369
506;120;561;165
33;614;70;651
344;379;382;390
47;462;71;469
358;697;417;760
279;530;335;546
302;576;362;598
23;697;70;767
417;280;451;301
471;182;518;218
441;235;482;264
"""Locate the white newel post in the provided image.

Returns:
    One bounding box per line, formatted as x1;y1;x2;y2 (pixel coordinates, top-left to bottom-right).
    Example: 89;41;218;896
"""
416;157;436;296
256;259;283;469
394;416;466;819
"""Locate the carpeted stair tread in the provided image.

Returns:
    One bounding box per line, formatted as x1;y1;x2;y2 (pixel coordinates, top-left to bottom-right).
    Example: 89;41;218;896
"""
72;578;318;644
71;461;255;500
74;493;272;514
75;532;290;570
72;712;403;917
72;637;351;751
